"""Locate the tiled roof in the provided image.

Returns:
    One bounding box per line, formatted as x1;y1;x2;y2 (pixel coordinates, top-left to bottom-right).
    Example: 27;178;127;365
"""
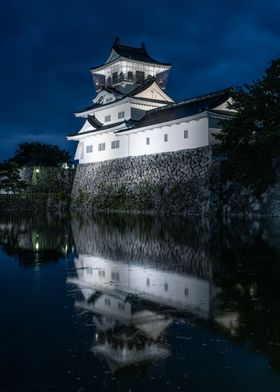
116;88;232;132
112;39;171;66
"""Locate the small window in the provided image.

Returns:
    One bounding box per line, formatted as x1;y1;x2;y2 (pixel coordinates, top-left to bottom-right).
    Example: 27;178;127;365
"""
86;145;93;153
127;71;133;81
105;297;111;306
118;111;125;119
118;302;125;311
184;130;189;139
136;70;145;83
112;72;118;84
105;97;112;103
111;272;120;281
164;134;168;142
98;269;105;277
107;76;112;85
184;288;189;297
146;278;150;287
146;137;150;145
164;282;168;292
111;140;120;149
104;115;111;122
98;143;105;151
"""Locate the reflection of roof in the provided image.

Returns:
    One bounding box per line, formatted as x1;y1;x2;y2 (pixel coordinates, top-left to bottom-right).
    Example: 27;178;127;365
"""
93;342;169;371
116;88;232;133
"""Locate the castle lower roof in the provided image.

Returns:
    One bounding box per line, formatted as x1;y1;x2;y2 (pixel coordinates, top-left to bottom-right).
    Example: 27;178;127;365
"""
116;88;232;132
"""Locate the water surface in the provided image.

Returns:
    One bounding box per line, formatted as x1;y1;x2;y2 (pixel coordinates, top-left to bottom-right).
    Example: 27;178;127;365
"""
1;213;280;391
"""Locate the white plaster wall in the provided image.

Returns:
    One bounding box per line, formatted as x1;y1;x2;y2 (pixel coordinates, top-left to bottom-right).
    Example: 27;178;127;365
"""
94;102;131;125
128;117;209;157
75;116;209;163
79;132;128;163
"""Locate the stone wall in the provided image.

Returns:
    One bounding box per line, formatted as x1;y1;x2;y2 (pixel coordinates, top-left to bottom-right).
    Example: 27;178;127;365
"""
20;166;75;194
71;147;211;215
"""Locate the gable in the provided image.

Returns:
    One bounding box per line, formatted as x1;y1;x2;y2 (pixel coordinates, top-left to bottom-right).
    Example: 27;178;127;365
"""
214;98;236;112
93;91;116;105
133;81;174;103
105;49;120;64
78;120;96;134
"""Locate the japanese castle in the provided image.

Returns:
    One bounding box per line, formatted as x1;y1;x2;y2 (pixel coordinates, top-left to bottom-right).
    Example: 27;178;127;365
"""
68;38;234;163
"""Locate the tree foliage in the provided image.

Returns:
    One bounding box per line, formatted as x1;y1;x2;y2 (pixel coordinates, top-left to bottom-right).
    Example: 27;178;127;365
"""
0;161;27;193
215;59;280;195
10;143;71;167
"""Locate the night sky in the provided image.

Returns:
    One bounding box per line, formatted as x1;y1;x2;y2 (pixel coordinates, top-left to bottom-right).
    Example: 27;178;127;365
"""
1;0;280;161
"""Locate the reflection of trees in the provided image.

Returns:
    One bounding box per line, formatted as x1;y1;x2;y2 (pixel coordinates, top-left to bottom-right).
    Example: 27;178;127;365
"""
214;218;280;374
0;213;73;265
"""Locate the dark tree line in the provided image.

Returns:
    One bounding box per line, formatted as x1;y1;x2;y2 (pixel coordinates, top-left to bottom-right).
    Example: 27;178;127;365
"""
0;143;71;192
215;58;280;195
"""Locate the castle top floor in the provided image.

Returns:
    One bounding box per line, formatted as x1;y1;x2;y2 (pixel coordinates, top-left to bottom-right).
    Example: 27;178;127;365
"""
90;37;171;92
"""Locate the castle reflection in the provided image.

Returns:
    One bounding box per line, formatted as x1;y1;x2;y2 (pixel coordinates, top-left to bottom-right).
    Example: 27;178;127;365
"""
68;215;241;371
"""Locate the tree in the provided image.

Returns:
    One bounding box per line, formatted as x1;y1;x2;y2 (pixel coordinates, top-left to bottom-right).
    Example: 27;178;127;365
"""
10;143;71;167
0;161;27;193
215;59;280;195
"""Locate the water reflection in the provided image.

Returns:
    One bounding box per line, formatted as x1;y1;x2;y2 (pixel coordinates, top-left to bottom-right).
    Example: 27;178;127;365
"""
0;213;73;265
1;212;280;389
68;215;247;372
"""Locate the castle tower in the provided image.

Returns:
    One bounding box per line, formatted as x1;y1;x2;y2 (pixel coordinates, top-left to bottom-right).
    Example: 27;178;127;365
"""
91;37;172;92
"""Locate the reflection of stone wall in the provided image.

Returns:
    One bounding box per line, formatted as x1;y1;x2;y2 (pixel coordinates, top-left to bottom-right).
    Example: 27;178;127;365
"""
71;147;211;215
71;215;212;279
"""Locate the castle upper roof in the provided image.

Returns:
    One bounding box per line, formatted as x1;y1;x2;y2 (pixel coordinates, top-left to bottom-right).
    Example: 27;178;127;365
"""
111;37;171;66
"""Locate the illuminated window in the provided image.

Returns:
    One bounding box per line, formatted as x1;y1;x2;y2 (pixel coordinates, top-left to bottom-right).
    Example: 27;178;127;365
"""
111;140;120;149
86;145;93;153
98;143;105;151
146;137;150;145
112;72;118;84
136;71;145;83
184;130;189;139
164;134;168;142
105;115;111;122
118;111;125;119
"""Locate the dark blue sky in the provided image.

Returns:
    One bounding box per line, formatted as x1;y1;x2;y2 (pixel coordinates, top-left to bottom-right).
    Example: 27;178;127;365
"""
1;0;279;160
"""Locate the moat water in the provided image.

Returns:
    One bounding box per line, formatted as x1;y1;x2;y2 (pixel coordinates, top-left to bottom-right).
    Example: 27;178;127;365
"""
1;213;280;392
